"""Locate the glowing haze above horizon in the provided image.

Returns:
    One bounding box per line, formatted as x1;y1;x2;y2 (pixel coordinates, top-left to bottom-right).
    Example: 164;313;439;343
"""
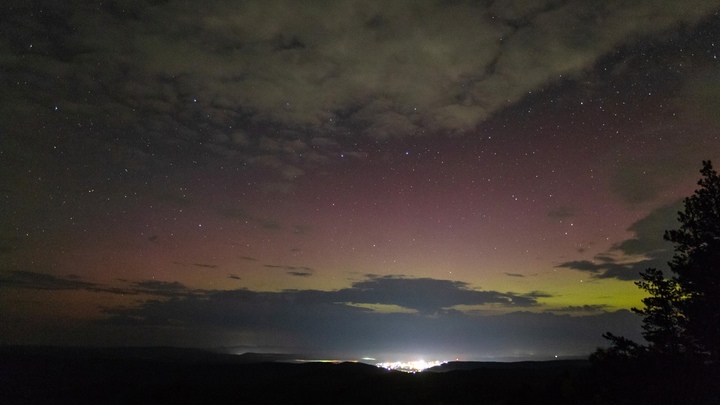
1;0;719;361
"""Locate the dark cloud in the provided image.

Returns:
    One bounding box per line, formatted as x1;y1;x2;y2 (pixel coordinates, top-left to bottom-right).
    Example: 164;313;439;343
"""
558;201;682;280
96;279;641;357
558;260;604;273
0;270;98;291
548;305;609;313
174;262;220;270
264;265;314;272
228;274;241;280
109;280;205;298
555;259;649;281
101;275;541;325
610;201;681;256
334;276;539;313
0;271;198;299
523;291;553;299
0;270;210;302
242;275;536;316
106;280;207;298
593;254;616;263
504;272;525;278
287;271;313;277
131;280;191;294
0;269;641;357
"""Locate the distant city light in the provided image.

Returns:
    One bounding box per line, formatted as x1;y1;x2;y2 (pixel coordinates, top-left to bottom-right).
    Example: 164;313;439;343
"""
376;359;447;373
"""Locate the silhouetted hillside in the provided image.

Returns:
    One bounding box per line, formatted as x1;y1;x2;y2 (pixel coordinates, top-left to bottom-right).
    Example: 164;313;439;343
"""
0;346;596;404
427;359;589;372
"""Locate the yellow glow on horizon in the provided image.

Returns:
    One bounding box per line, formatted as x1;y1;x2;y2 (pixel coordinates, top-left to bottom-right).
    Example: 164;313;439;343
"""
536;278;648;311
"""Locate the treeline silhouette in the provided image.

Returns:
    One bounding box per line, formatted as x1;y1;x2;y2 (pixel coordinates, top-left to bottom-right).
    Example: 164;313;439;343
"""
591;161;720;404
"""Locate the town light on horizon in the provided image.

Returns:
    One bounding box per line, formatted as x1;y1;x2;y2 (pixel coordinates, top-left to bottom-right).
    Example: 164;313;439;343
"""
376;359;448;373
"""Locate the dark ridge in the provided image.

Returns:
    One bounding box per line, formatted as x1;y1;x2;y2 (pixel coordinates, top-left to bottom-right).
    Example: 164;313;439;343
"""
426;359;590;372
1;346;601;404
233;352;312;363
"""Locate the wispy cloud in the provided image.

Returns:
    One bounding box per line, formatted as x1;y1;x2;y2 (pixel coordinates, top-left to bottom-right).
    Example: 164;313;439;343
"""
548;304;610;313
0;270;98;291
287;271;312;277
192;263;218;269
264;265;314;272
0;270;210;301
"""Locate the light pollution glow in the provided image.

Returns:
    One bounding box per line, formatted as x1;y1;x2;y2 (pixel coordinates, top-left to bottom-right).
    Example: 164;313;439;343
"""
376;360;449;373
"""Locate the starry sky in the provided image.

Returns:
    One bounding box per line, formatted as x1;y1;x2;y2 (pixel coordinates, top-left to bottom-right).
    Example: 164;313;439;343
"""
1;0;719;361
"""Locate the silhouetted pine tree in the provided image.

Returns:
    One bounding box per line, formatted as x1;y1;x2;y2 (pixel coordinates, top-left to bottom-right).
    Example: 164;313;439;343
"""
592;161;720;404
601;161;719;362
631;267;688;357
664;160;720;364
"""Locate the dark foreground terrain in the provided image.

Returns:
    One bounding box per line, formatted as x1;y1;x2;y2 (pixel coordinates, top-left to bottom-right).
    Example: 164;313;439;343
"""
4;345;689;405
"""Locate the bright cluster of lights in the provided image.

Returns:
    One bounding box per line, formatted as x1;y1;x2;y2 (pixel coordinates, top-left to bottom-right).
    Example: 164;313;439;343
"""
376;359;447;373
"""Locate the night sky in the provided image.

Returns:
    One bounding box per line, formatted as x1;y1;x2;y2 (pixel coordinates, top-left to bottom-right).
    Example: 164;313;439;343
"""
2;1;719;361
